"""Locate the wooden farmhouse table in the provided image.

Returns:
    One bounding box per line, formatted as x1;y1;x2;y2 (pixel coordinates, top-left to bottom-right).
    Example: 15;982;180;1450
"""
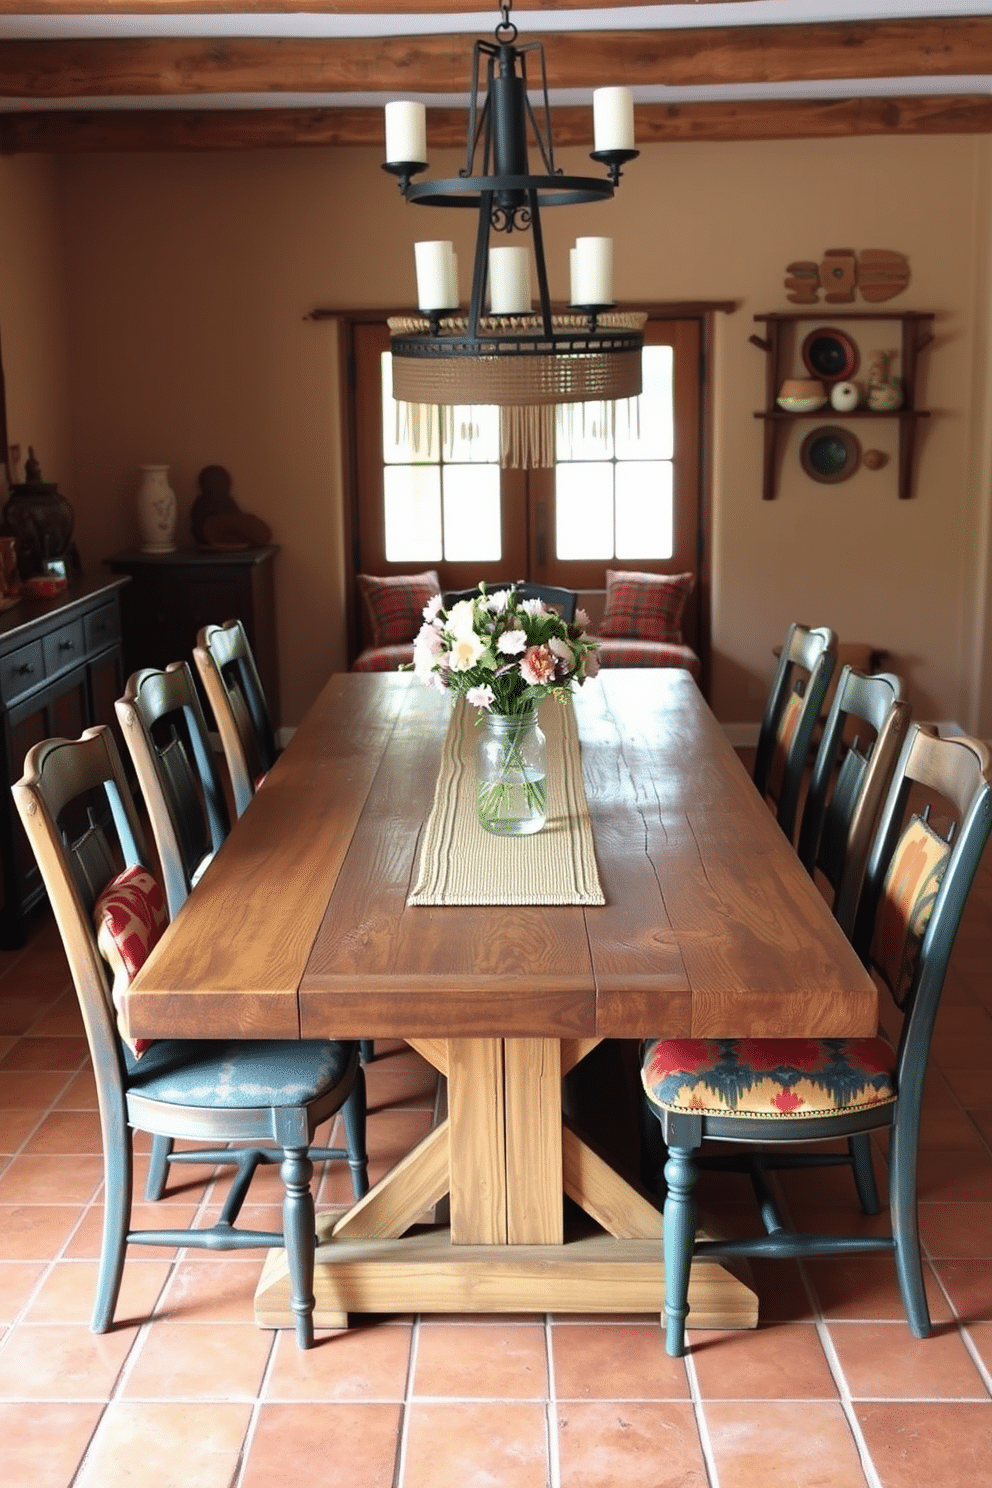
124;669;878;1332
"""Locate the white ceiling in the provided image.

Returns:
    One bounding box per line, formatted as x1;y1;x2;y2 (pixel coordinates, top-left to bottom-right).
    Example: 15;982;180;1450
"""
0;2;989;114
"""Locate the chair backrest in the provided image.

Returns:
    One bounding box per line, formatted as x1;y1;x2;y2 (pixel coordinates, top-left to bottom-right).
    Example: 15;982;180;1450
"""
753;623;838;843
442;582;514;609
12;727;151;1100
796;667;911;937
854;726;992;1114
441;581;578;623
116;663;230;919
193;619;276;818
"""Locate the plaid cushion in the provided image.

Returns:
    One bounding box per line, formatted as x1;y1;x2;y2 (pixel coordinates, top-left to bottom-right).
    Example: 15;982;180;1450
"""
352;643;415;673
598;569;695;643
595;638;700;675
871;814;951;1007
94;866;168;1059
641;1035;897;1118
357;570;440;647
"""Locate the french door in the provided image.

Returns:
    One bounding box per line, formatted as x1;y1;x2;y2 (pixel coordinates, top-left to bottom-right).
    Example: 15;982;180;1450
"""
348;312;703;622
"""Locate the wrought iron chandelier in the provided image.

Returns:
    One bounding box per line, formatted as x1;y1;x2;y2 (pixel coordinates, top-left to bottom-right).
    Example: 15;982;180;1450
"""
382;2;645;467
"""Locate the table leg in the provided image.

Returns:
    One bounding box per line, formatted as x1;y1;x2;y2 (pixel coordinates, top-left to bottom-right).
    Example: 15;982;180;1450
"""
448;1038;506;1244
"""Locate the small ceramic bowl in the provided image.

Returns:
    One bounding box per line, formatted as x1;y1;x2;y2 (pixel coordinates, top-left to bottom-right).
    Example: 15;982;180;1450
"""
777;377;827;413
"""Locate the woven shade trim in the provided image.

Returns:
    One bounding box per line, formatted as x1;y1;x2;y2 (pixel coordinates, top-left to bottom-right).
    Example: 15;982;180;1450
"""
390;347;642;407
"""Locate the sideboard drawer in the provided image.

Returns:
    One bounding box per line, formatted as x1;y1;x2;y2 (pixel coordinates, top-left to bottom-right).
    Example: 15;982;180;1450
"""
42;619;86;682
0;639;44;705
84;601;122;655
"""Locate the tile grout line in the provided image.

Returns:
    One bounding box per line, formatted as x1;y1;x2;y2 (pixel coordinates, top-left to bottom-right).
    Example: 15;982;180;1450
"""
394;1311;422;1488
813;1313;884;1488
682;1342;722;1488
545;1313;561;1488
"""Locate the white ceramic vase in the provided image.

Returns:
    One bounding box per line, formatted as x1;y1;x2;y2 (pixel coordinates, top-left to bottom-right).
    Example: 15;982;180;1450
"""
136;464;177;553
830;380;861;412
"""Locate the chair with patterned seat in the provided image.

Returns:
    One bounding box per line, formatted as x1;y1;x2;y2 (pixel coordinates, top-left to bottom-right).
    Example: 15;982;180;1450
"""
753;623;838;844
193;619;276;819
642;724;992;1356
12;725;369;1349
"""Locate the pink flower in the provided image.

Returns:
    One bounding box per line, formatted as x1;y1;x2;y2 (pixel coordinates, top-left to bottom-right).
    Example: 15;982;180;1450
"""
466;684;495;711
575;607;591;630
549;636;575;677
519;645;556;686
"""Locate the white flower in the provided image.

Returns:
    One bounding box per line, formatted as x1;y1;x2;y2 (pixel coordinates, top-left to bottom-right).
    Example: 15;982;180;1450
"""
549;635;575;676
466;684;495;710
412;621;444;677
520;598;545;617
575;607;591;630
449;630;486;671
424;593;444;621
446;599;477;639
497;629;528;656
489;589;512;613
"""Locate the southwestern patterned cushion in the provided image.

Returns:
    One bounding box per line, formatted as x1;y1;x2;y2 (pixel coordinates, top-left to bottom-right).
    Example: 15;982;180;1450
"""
94;866;169;1059
870;813;951;1007
357;570;441;647
641;1035;898;1118
598;569;695;643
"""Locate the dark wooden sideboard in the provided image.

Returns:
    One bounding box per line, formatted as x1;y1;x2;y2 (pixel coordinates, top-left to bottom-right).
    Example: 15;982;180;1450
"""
0;574;128;947
106;547;280;730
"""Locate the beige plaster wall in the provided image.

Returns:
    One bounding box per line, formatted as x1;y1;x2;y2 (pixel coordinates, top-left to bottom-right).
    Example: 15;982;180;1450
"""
3;133;989;730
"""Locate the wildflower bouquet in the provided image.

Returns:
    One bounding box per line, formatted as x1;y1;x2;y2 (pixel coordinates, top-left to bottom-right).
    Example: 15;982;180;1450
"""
409;584;599;714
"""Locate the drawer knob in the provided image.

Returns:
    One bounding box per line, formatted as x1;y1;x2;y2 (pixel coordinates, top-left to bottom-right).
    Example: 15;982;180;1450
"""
59;639;75;651
17;662;35;676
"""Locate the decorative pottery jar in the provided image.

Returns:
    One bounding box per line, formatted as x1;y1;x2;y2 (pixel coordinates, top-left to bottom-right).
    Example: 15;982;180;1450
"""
476;705;547;836
830;380;861;412
866;351;903;412
2;448;75;580
136;464;178;553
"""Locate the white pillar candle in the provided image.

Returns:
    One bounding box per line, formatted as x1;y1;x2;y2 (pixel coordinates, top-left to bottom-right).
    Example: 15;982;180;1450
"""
385;100;427;164
571;237;613;306
414;240;458;311
592;87;635;152
488;246;531;314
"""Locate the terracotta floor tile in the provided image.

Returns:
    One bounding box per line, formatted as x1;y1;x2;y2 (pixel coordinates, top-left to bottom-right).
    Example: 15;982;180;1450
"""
123;1319;275;1399
241;1403;402;1488
64;1200;200;1258
0;1322;139;1400
0;1034;88;1071
940;1069;992;1108
920;1202;992;1258
363;1057;440;1112
0;1152;104;1204
0;1203;82;1261
0;1107;43;1152
687;1323;838;1399
74;1401;252;1488
748;1258;817;1323
803;1253;951;1322
26;993;85;1037
916;1149;992;1203
154;1256;267;1324
704;1400;870;1488
934;1002;992;1034
0;1000;53;1037
413;1321;549;1399
403;1402;549;1488
24;1258;173;1327
827;1320;989;1399
932;1260;992;1322
932;1033;992;1069
0;1259;47;1322
0;1071;72;1110
969;1109;992;1146
551;1322;690;1400
22;1108;103;1154
916;1106;991;1151
264;1317;412;1400
54;1069;97;1108
557;1400;707;1488
0;1402;105;1488
962;1320;992;1379
855;1402;992;1487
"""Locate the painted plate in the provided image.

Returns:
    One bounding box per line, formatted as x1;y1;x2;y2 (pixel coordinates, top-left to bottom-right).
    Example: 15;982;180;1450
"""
799;426;861;484
801;328;858;383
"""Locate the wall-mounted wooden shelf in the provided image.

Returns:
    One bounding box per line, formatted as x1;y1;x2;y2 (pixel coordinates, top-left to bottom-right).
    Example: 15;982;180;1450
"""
750;310;935;500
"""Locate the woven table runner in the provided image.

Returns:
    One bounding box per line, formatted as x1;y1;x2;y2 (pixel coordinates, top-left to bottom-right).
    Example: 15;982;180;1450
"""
408;696;605;907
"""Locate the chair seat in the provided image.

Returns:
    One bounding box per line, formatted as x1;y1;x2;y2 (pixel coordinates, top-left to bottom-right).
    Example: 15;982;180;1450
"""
126;1037;356;1107
641;1036;897;1119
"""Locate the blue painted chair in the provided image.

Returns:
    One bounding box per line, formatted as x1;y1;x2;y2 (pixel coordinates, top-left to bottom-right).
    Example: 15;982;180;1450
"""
193;619;276;820
442;581;578;623
753;623;838;844
13;725;369;1349
642;724;992;1356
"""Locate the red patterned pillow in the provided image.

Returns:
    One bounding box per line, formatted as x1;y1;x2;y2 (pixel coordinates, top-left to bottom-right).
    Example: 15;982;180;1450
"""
358;570;441;647
94;866;168;1058
598;570;695;643
871;814;951;1007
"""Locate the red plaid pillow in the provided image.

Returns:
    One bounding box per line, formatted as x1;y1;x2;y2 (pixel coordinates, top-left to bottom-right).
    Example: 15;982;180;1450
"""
357;570;441;647
94;866;168;1059
598;570;695;643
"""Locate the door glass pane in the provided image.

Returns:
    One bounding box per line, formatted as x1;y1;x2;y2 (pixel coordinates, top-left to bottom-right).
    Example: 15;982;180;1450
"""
443;405;500;464
442;465;502;561
381;354;439;465
615;345;674;462
555;463;614;559
383;465;442;561
555;401;615;462
615;461;674;560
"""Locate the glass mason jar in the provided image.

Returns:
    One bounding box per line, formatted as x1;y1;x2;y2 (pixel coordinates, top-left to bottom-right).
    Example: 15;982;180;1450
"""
475;705;547;836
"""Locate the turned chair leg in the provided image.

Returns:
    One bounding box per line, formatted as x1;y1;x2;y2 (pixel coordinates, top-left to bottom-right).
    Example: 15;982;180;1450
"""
662;1143;699;1358
889;1122;931;1338
280;1146;317;1350
343;1067;370;1199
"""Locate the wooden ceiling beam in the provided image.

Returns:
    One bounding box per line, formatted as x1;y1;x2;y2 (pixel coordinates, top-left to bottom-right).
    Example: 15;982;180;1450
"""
4;93;992;154
0;18;991;98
